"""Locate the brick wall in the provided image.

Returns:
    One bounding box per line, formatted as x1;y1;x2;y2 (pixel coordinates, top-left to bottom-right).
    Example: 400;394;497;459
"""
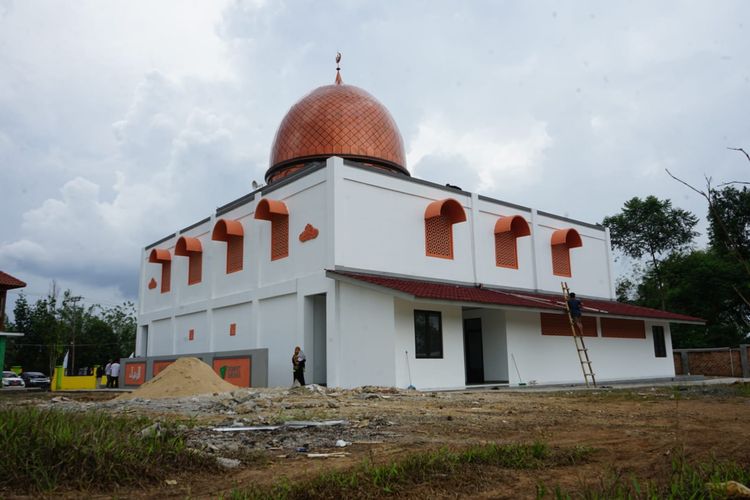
673;346;748;377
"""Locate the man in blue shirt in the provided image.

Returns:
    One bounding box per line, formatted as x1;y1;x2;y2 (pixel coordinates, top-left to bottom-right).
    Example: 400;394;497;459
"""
568;292;583;334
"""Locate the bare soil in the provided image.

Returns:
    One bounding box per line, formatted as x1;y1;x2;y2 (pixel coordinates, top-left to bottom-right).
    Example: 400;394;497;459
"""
2;381;749;499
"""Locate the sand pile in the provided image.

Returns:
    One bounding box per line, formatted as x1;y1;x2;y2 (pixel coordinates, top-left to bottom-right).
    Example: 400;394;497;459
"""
116;357;238;401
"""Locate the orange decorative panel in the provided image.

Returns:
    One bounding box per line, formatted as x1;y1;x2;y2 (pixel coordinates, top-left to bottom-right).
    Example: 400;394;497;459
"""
299;223;319;242
124;362;146;385
540;313;597;337
212;219;244;274
267;84;407;183
425;216;454;259
188;329;195;341
148;248;172;293
551;245;571;277
187;254;202;285
152;360;175;377
229;323;237;336
495;232;518;268
271;214;289;260
213;357;252;387
601;318;646;339
175;236;203;285
226;238;243;273
160;261;171;293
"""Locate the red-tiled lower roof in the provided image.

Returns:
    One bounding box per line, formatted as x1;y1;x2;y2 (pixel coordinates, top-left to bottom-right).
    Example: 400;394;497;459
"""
0;271;26;290
328;271;704;324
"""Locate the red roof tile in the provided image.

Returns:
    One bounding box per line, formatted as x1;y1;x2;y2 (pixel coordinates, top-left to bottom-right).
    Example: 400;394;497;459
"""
329;271;704;324
0;271;26;290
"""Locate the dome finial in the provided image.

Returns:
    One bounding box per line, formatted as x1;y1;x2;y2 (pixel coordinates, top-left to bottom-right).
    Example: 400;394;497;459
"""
335;52;342;85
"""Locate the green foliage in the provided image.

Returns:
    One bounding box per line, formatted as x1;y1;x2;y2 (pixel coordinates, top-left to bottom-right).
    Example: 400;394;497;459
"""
709;186;750;262
4;286;137;374
227;442;592;499
603;196;699;309
603;196;699;262
631;250;749;347
0;407;216;493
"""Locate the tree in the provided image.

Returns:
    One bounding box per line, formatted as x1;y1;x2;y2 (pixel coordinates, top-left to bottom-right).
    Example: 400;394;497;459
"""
4;286;137;374
603;196;699;309
630;249;749;347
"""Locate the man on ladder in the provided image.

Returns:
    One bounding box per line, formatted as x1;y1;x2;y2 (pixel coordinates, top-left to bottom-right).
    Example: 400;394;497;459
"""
567;292;583;335
561;282;596;387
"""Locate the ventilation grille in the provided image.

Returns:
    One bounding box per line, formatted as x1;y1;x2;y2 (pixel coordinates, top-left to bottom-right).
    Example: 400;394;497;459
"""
188;254;202;285
271;214;289;261
551;244;571;277
160;262;171;293
425;215;453;258
495;232;518;268
601;318;646;339
540;313;597;337
226;237;244;274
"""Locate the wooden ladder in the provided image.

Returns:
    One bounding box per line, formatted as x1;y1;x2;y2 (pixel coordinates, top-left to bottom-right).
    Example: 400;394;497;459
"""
561;282;596;388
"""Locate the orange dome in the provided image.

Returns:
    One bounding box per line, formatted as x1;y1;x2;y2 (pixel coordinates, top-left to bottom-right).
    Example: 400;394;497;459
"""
266;83;408;183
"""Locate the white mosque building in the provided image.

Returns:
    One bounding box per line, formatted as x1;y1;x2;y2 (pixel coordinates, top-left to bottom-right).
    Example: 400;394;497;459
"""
126;65;702;390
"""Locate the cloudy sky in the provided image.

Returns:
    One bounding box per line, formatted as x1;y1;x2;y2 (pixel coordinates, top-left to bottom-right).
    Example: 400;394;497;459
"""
1;0;748;312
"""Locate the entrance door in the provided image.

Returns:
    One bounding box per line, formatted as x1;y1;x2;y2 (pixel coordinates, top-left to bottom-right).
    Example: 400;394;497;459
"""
463;318;484;384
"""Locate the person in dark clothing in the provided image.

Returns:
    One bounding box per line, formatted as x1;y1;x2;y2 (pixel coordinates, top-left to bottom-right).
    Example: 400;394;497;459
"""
568;292;583;334
292;346;306;386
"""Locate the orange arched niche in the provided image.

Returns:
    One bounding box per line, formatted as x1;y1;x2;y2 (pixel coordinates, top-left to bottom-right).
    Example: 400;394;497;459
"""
424;198;467;259
255;198;289;261
175;236;203;285
494;215;531;269
550;228;583;277
148;248;172;293
212;219;244;274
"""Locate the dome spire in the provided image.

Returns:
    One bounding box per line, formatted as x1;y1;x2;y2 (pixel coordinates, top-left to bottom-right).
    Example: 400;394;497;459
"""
335;52;342;85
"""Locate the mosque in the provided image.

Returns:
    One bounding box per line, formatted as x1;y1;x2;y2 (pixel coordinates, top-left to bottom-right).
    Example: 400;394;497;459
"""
127;60;702;389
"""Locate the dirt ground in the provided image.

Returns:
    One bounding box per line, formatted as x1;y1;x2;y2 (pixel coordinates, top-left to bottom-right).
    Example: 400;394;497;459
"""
3;381;750;499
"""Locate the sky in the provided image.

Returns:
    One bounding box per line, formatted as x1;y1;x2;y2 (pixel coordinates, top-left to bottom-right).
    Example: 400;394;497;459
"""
1;0;749;314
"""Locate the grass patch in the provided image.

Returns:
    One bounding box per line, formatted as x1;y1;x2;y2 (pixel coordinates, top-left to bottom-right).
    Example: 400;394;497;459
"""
0;407;217;493
227;442;593;499
538;454;750;499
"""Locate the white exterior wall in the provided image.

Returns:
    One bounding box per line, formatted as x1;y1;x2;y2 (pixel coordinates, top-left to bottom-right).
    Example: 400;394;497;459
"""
332;282;396;388
505;310;675;385
212;302;253;352
258;294;298;387
474;200;534;290
333;161;614;299
150;318;173;356
335;163;474;284
533;213;613;297
394;298;465;390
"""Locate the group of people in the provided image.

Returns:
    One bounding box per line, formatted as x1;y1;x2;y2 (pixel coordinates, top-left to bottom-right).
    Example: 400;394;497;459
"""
99;359;121;388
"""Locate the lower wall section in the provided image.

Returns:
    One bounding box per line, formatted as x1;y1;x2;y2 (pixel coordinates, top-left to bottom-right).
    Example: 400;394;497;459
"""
505;311;675;385
119;349;268;389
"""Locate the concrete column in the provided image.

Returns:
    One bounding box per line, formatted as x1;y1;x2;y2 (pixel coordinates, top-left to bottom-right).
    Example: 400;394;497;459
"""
740;344;749;378
680;351;690;375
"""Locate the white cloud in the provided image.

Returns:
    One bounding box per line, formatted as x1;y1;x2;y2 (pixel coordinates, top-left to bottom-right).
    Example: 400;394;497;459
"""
408;114;552;192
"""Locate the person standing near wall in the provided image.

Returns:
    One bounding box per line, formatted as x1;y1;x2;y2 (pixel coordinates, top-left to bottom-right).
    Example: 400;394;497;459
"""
110;359;121;388
292;346;306;386
104;360;112;388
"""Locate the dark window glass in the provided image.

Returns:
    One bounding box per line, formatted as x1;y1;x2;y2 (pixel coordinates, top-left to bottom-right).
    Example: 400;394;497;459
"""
415;310;443;359
653;325;666;358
